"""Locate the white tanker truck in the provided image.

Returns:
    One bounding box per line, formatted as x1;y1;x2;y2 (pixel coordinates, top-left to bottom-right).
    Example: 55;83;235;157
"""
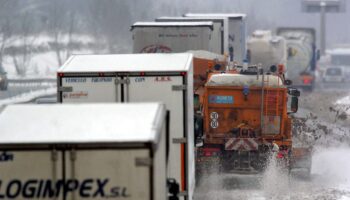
277;27;319;91
247;30;287;73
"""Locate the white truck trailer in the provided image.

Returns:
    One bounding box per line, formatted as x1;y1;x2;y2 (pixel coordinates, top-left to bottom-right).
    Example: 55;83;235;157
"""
131;22;214;54
277;27;318;91
155;17;225;55
57;53;195;200
0;103;167;200
184;13;247;63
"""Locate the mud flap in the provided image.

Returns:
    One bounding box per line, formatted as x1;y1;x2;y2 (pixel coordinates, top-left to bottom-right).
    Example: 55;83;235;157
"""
290;147;312;179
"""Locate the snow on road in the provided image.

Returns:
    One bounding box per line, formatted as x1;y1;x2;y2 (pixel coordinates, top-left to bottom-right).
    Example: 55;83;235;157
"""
0;87;56;106
195;147;350;200
336;95;350;105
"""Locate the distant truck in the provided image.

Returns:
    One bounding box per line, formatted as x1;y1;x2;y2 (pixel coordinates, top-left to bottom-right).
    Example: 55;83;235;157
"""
57;53;195;200
184;13;247;62
155;16;226;55
131;21;214;54
247;30;287;72
277;27;319;91
0;103;168;200
327;47;350;80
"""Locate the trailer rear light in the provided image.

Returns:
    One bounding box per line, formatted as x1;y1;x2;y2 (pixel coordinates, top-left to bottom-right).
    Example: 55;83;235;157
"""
58;73;64;77
181;72;187;76
204;151;212;156
277;152;284;158
200;148;220;157
98;72;105;76
140;72;145;76
303;78;311;84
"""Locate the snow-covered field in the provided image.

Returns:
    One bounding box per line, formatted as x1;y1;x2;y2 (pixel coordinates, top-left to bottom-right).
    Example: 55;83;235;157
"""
2;34;97;79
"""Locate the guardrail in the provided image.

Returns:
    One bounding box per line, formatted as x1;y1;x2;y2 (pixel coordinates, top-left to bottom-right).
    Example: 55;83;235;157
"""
8;78;56;84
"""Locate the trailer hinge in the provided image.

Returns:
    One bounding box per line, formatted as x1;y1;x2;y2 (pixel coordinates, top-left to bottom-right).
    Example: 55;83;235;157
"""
70;149;76;161
172;85;187;91
173;137;187;144
135;157;152;167
115;78;130;85
51;149;58;162
178;191;188;196
58;86;73;92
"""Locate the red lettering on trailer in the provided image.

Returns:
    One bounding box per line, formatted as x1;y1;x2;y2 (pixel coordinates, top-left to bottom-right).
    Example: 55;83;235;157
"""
155;77;172;82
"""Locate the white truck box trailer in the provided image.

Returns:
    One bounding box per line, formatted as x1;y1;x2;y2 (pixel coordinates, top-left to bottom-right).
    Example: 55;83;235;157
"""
184;13;247;63
155;17;224;55
57;53;195;200
131;21;213;54
0;103;167;200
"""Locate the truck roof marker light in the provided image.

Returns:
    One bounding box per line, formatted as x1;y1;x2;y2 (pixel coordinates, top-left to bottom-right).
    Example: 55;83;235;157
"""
181;72;187;76
58;73;64;77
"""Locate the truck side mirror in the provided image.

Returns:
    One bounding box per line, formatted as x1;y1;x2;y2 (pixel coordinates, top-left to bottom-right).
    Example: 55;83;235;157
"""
288;88;300;97
194;114;204;147
316;49;321;61
284;79;292;85
291;96;298;113
167;178;180;200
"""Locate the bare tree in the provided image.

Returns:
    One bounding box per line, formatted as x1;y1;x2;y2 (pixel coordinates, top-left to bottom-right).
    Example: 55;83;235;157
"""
88;0;131;53
10;12;37;76
0;1;18;67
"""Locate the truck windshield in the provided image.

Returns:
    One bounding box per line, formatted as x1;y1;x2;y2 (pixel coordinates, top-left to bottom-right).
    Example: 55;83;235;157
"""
331;55;350;66
326;68;342;76
0;66;5;74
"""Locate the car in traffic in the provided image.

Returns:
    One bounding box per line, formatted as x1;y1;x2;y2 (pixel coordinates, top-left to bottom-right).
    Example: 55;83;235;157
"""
323;67;345;83
0;66;8;90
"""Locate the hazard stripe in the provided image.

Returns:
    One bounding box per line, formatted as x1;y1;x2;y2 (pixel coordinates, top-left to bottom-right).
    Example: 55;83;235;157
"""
244;138;258;150
231;139;242;149
225;138;259;151
225;138;241;150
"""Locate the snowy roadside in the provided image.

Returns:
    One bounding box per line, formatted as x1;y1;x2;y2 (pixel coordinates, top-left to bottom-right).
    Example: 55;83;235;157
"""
0;87;56;107
292;90;350;148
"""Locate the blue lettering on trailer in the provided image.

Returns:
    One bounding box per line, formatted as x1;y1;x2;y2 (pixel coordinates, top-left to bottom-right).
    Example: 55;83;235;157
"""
65;78;86;83
91;77;112;83
209;95;234;104
135;77;145;82
0;179;130;199
0;152;13;162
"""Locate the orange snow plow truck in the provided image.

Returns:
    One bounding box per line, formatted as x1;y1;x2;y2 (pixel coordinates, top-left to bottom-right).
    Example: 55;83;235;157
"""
195;66;312;175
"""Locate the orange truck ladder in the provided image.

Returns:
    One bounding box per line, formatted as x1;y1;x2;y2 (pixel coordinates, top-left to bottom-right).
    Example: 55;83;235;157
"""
262;75;281;133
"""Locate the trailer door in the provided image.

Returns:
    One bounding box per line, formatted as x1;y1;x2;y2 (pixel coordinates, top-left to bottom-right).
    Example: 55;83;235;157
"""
60;77;120;103
229;18;246;62
65;149;151;200
0;150;63;199
124;75;187;193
